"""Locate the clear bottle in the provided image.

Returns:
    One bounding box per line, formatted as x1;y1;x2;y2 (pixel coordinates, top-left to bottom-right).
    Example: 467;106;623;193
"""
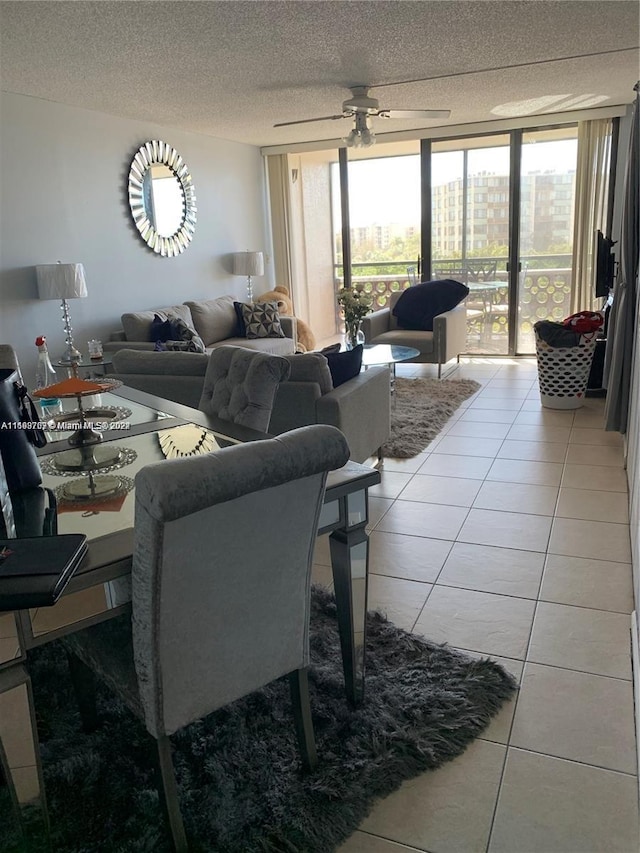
35;335;60;413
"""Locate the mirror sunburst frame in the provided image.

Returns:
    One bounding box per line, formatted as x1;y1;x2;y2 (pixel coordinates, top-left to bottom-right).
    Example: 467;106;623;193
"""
127;140;197;257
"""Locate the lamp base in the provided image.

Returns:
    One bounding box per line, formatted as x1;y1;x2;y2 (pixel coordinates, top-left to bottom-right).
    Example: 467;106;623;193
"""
59;297;82;364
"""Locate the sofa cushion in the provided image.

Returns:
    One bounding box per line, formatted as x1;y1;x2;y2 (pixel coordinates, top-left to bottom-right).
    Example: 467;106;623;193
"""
122;304;194;342
285;352;333;394
241;301;286;339
392;280;469;331
184;296;237;345
112;349;209;376
323;344;363;387
371;329;434;353
210;337;295;356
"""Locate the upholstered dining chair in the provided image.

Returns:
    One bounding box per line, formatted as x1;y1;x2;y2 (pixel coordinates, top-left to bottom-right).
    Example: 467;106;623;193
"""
65;424;350;851
0;344;21;374
198;344;291;432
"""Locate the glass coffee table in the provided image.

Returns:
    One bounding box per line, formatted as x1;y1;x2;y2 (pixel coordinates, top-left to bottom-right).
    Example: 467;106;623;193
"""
56;355;113;379
362;344;420;368
362;344;420;400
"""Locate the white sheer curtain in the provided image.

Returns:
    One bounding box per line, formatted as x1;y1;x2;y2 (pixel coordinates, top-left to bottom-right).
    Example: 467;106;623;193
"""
265;154;294;292
570;118;612;313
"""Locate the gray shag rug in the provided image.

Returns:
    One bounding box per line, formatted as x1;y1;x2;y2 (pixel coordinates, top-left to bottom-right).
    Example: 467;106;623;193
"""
3;587;516;853
384;377;481;458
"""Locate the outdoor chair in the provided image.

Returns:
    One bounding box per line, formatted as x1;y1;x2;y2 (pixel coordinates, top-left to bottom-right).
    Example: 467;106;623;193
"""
64;424;351;851
466;260;498;282
432;266;469;285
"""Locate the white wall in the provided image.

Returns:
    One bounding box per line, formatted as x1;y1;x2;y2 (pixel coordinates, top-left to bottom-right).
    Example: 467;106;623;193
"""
0;92;273;381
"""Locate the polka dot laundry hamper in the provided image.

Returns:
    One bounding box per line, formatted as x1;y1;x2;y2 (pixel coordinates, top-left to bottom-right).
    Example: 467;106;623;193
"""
534;319;602;410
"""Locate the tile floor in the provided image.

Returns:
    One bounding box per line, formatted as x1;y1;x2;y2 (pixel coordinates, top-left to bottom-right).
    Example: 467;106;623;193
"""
313;357;639;853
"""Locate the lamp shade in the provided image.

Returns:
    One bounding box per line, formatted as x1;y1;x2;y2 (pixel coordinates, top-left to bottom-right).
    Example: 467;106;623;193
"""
233;252;264;277
36;263;88;300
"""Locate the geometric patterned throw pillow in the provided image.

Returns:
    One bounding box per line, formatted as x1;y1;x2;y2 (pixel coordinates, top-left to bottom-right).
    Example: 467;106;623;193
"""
241;301;285;339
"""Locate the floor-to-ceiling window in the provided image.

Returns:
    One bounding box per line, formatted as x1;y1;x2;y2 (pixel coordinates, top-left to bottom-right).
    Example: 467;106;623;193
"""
431;135;511;354
276;122;595;353
331;142;422;313
517;127;578;353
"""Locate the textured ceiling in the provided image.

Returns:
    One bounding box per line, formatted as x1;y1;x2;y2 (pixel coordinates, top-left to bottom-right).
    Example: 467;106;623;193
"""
1;1;638;148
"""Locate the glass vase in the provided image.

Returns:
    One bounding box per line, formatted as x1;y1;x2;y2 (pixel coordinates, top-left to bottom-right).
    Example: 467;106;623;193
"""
346;321;365;350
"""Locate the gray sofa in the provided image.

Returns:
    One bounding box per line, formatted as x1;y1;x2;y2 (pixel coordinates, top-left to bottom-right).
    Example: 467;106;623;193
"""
108;348;390;464
103;294;297;356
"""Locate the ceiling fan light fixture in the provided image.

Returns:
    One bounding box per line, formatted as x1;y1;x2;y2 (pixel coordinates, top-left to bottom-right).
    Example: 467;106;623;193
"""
361;127;376;147
345;113;376;148
345;128;376;148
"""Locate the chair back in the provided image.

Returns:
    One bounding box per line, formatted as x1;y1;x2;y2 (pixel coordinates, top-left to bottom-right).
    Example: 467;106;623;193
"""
432;266;469;285
198;345;291;432
466;260;498;282
0;345;21;376
131;424;350;737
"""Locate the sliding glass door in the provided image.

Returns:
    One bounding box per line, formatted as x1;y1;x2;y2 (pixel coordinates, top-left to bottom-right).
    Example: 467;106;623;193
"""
517;127;578;353
280;123;586;353
431;135;511;354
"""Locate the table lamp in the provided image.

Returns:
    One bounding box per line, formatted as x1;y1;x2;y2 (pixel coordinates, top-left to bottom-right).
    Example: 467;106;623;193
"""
36;262;88;364
233;251;264;302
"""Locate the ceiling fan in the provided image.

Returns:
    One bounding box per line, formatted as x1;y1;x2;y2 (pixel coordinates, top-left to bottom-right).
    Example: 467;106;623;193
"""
273;85;451;147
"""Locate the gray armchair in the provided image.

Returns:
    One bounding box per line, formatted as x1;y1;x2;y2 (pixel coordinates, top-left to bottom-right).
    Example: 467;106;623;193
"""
65;424;351;851
361;291;467;378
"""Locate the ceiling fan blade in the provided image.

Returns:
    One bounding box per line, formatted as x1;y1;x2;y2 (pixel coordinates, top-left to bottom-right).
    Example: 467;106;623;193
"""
274;114;348;127
378;109;451;120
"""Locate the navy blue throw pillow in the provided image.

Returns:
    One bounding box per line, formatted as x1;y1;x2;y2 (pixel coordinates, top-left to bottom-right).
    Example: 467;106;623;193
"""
393;280;469;331
149;313;173;342
323;344;363;388
233;301;247;337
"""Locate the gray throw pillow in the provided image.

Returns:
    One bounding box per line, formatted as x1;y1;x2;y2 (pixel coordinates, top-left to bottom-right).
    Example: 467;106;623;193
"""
241;301;285;339
164;318;206;353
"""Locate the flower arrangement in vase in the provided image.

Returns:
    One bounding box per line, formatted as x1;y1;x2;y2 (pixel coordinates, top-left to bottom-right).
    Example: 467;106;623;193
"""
337;287;373;349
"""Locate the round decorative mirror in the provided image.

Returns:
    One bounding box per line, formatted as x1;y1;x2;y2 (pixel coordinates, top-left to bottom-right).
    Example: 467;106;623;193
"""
127;140;197;257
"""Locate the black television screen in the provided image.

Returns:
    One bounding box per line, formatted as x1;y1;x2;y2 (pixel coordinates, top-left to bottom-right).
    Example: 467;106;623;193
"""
595;230;615;298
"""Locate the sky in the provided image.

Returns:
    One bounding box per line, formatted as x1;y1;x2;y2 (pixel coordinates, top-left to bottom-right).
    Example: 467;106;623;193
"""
339;139;578;227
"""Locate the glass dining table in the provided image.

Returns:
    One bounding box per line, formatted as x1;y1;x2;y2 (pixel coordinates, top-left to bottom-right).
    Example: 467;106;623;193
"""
0;384;380;838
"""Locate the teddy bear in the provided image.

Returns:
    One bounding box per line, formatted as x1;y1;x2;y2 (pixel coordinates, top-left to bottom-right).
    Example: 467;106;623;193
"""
255;285;316;353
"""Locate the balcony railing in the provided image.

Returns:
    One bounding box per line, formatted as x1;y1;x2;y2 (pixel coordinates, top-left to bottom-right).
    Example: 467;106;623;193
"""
334;256;573;354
